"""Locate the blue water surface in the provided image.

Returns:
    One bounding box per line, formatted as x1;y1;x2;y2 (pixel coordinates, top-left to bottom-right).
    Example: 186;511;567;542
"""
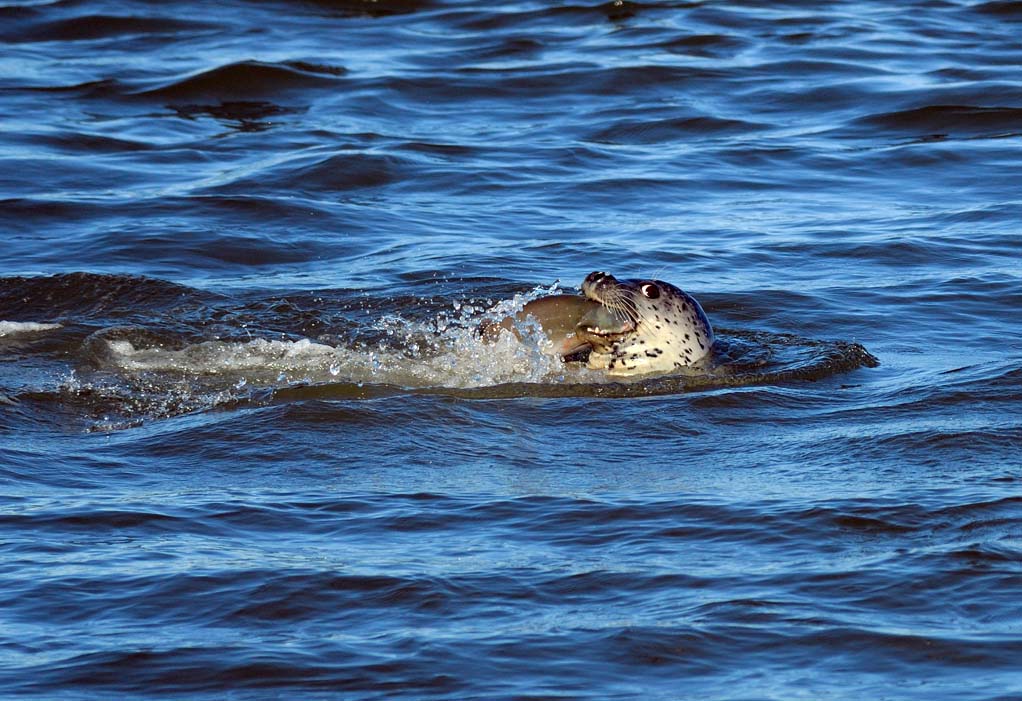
1;1;1021;699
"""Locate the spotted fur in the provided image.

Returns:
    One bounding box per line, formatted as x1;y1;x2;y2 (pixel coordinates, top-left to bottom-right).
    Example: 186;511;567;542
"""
578;271;713;376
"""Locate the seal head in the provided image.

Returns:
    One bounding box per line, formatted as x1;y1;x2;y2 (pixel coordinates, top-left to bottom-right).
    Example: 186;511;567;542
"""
577;271;713;375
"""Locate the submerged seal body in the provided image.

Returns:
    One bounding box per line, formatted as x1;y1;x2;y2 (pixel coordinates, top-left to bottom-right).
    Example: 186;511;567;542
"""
576;271;714;375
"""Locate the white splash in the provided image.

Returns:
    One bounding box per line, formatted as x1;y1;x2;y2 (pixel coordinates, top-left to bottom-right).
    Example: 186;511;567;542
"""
97;283;593;390
0;321;62;336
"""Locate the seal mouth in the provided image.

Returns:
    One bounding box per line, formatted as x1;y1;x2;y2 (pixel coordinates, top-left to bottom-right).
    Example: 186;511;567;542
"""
574;309;635;352
576;315;635;337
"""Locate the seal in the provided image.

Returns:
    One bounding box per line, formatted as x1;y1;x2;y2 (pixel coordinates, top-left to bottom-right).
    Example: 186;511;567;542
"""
576;271;714;375
480;271;714;376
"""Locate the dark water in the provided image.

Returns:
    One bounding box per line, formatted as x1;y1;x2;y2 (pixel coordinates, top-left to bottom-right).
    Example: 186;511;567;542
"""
2;0;1022;698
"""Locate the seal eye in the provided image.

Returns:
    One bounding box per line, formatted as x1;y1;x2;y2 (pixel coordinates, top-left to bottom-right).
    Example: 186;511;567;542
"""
640;283;660;299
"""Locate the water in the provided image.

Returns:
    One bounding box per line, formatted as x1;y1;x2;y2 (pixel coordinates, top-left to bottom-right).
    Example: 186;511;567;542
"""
2;0;1021;698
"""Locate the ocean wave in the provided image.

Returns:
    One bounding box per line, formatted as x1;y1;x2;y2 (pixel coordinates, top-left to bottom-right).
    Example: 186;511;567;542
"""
132;60;345;101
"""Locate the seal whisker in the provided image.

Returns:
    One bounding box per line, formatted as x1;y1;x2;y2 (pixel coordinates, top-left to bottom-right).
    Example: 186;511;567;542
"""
597;287;640;324
649;264;669;281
